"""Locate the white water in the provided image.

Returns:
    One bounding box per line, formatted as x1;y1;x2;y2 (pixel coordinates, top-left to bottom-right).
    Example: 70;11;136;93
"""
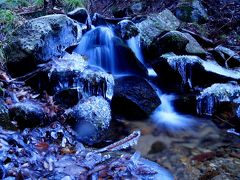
126;35;144;64
151;87;195;131
74;26;116;73
126;35;195;131
126;36;158;77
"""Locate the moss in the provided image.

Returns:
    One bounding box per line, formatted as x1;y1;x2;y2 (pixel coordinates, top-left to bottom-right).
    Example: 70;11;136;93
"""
63;0;86;12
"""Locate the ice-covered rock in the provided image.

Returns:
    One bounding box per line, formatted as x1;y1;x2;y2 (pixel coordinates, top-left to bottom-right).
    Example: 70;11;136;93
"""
67;96;111;145
197;83;240;117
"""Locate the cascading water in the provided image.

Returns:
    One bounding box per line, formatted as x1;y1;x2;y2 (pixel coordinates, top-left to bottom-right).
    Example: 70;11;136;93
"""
127;35;144;64
126;35;157;77
74;26;116;73
127;35;195;131
150;86;195;131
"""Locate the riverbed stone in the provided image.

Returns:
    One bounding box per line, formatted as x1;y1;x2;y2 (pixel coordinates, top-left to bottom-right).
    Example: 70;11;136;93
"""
136;9;180;48
111;75;161;120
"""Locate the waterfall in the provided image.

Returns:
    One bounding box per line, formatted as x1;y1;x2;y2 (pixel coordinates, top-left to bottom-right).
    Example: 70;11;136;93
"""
127;35;195;131
126;35;144;64
74;26;116;73
126;35;157;77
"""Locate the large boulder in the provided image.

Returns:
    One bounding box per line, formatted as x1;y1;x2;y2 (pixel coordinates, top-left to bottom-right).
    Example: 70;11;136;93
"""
211;45;240;68
136;9;180;48
4;14;82;77
111;76;161;120
151;53;240;92
197;83;240;120
175;0;208;23
67;96;111;145
149;31;206;59
9;100;47;129
115;20;139;40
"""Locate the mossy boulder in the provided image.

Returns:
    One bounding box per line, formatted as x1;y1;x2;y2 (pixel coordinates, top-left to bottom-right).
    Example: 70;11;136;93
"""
136;9;180;48
4;14;82;77
149;31;206;58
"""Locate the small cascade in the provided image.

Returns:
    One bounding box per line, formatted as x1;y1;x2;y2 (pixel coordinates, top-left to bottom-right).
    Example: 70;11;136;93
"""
126;35;158;78
126;37;195;131
74;26;116;73
151;85;195;131
126;35;144;64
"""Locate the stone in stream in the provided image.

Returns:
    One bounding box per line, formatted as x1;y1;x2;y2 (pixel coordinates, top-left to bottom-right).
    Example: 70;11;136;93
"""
111;76;161;120
151;53;240;93
9;100;47;129
211;45;240;69
136;9;180;48
67;96;111;145
115;20;140;40
4;14;82;77
149;30;206;59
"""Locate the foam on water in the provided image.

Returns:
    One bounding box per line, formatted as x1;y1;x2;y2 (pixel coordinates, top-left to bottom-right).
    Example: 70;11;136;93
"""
151;85;196;131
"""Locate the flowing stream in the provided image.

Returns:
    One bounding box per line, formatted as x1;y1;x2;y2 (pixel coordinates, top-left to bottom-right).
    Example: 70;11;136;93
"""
126;35;196;131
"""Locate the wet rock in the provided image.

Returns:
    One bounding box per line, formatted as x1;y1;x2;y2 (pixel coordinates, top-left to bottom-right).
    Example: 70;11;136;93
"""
150;31;189;57
173;94;198;115
53;88;81;108
9;100;47;129
151;53;240;92
0;100;16;130
175;0;208;23
67;96;111;145
115;20;139;40
67;8;89;24
49;54;114;101
4;14;82;77
136;9;180;48
149;31;206;58
92;13;108;26
197;83;240;119
113;37;148;76
111;76;161;120
211;45;240;68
